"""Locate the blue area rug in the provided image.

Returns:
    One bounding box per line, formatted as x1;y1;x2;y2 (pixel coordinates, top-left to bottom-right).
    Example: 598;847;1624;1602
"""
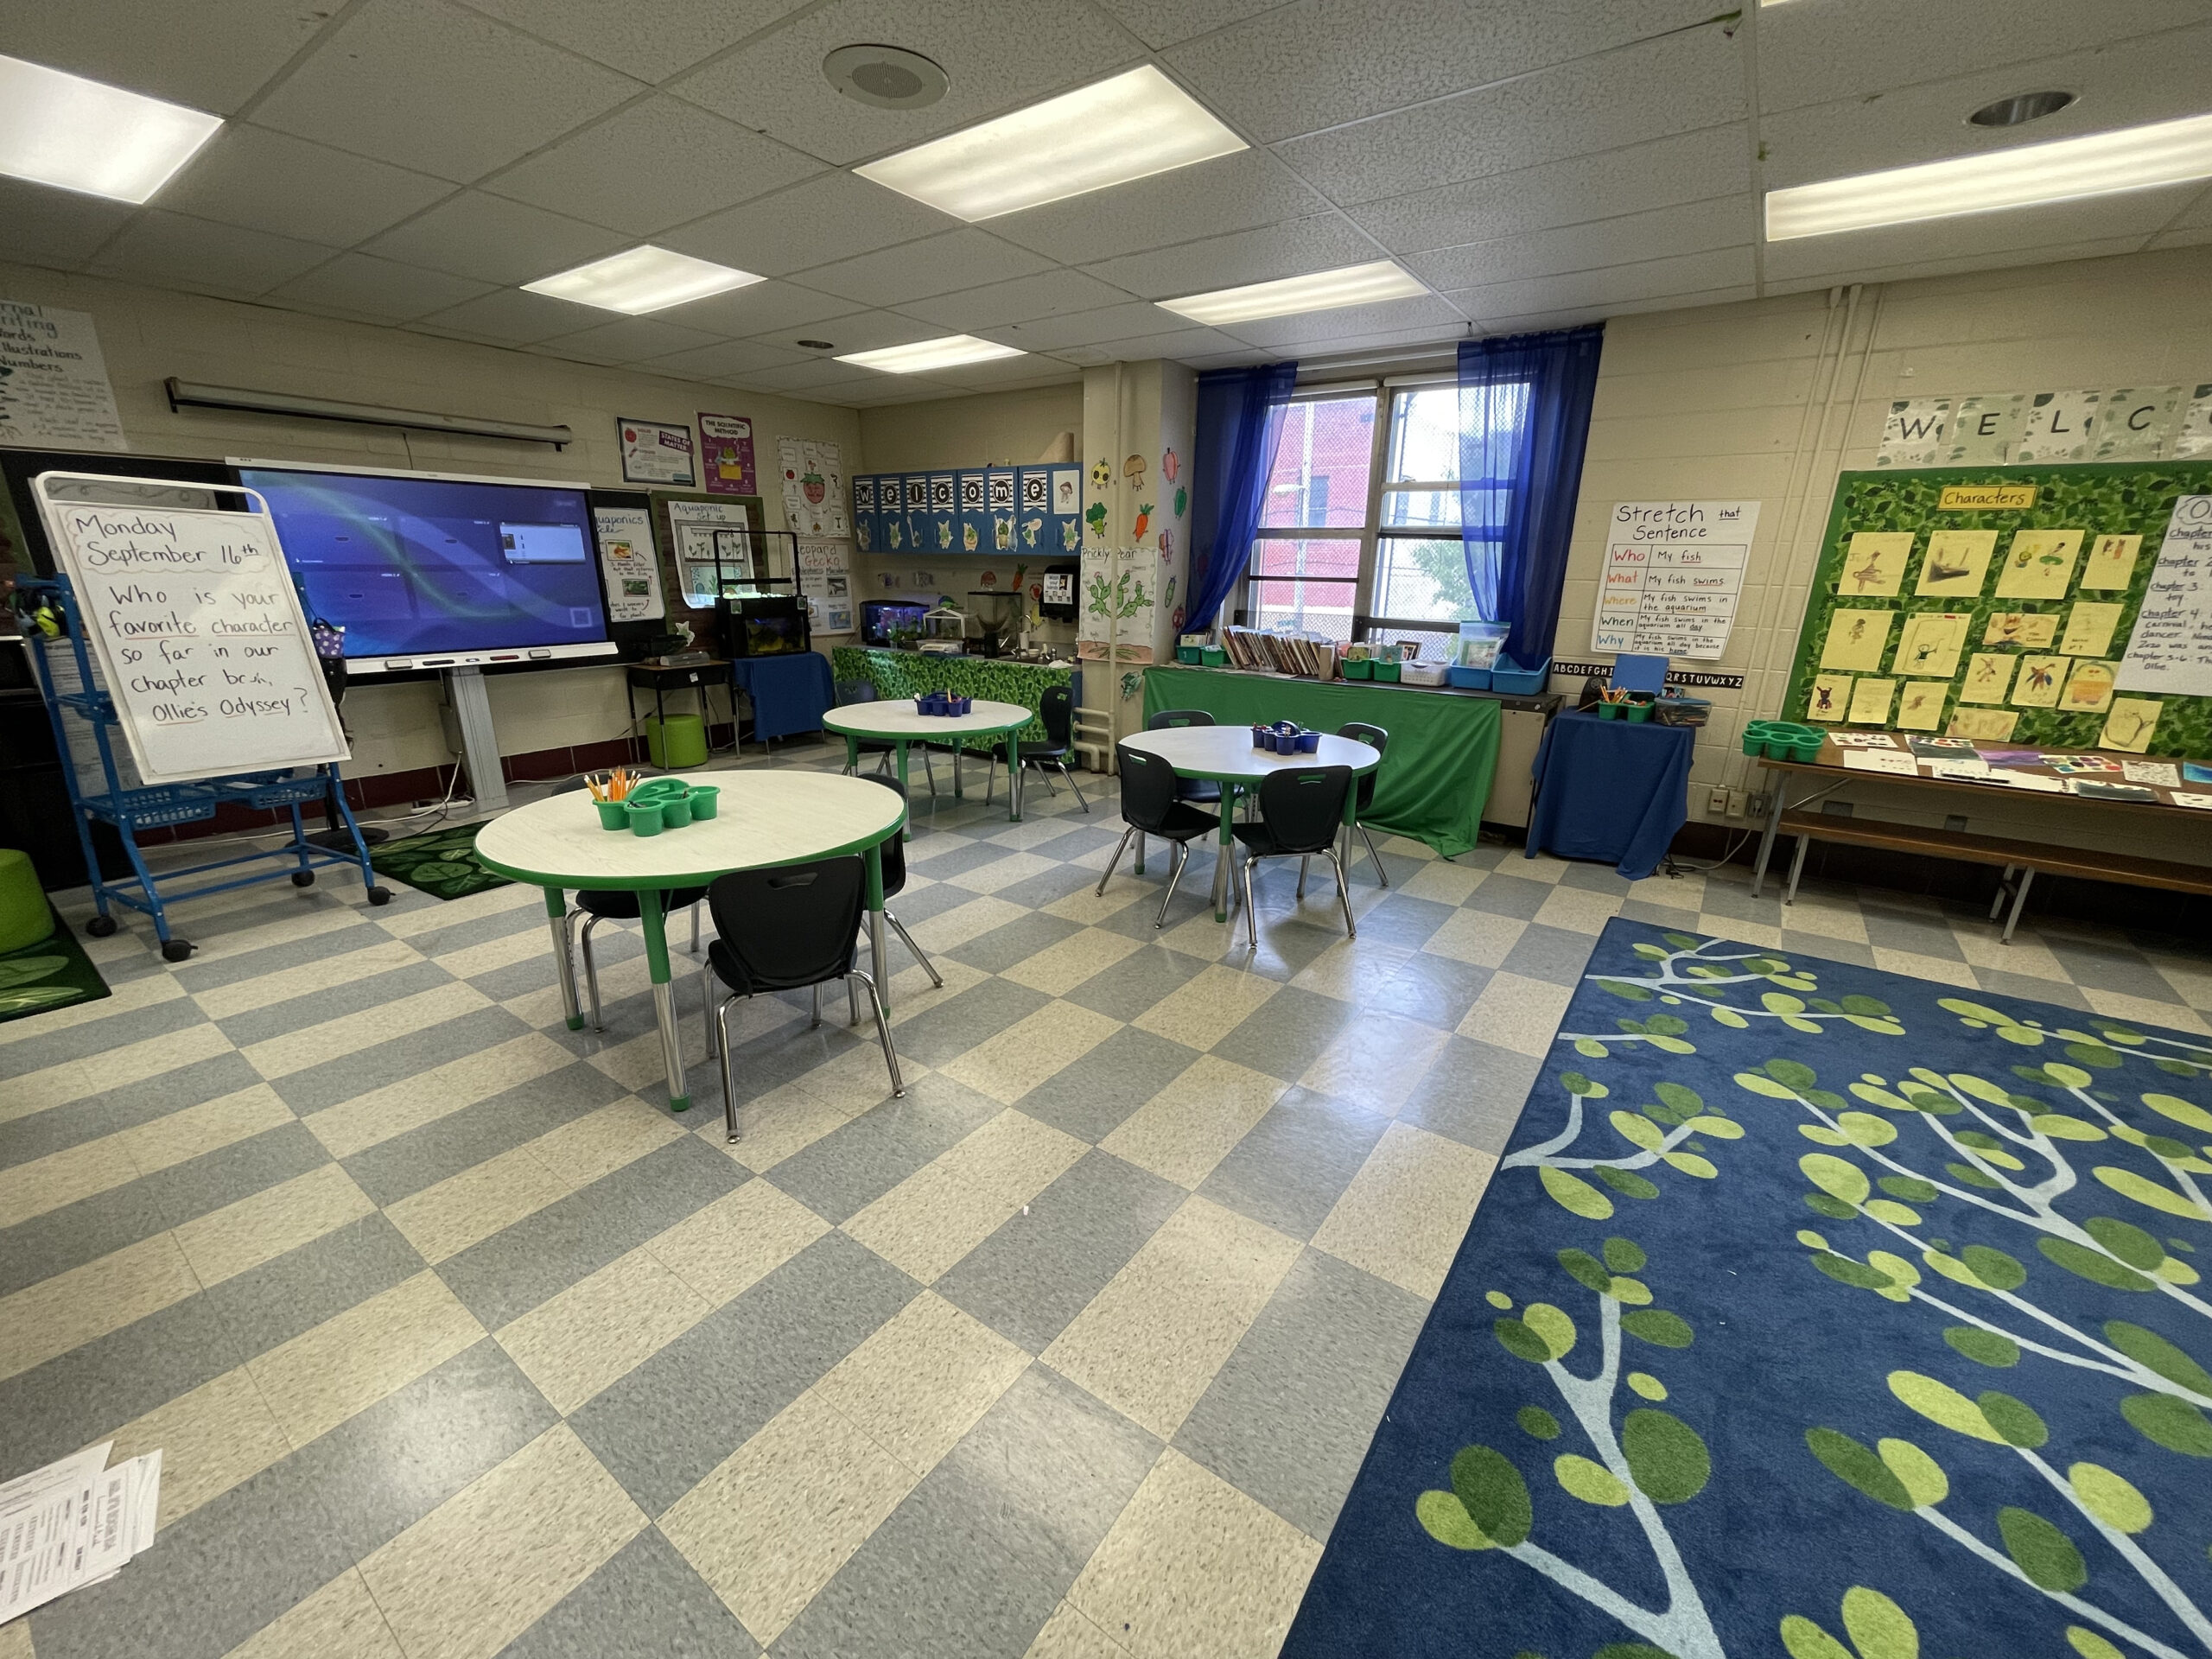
1286;918;2212;1659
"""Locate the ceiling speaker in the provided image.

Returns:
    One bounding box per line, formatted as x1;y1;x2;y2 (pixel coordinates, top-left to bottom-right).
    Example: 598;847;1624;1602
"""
823;45;949;111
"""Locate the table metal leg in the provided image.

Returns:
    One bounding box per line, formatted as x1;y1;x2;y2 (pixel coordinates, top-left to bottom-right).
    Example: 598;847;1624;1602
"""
1135;830;1146;877
1007;733;1022;822
1751;776;1787;899
637;887;688;1111
1213;787;1237;922
2001;868;2035;943
543;887;582;1031
1990;865;2013;918
865;842;891;1014
1783;835;1809;905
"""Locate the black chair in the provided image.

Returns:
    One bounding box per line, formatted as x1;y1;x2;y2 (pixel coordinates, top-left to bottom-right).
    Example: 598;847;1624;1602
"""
1147;708;1220;805
1232;766;1356;946
702;857;903;1143
551;776;706;1030
986;686;1087;812
1335;721;1391;886
836;680;938;793
856;772;944;988
1095;742;1219;928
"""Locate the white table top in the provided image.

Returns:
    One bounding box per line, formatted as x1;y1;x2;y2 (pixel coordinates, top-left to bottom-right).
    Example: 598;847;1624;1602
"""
472;770;905;889
1121;727;1381;779
823;698;1033;740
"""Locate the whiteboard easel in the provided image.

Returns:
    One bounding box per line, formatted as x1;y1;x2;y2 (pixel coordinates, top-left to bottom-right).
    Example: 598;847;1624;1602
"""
33;472;350;785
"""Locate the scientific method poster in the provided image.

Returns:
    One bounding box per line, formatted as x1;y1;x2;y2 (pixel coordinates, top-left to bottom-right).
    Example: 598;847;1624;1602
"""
618;417;696;486
698;412;756;495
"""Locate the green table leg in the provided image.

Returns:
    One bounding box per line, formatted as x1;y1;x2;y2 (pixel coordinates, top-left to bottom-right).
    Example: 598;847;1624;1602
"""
952;739;965;799
864;841;890;1014
543;887;582;1029
896;741;911;798
1214;785;1237;922
1007;732;1021;822
843;734;859;774
638;887;689;1112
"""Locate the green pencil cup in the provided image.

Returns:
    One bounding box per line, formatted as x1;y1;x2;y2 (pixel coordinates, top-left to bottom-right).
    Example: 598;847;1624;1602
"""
688;785;720;820
626;802;664;836
1624;701;1652;722
661;794;693;830
594;801;627;830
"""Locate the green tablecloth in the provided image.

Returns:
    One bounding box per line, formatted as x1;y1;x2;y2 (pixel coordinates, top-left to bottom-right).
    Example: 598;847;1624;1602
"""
830;647;1073;744
1142;665;1500;858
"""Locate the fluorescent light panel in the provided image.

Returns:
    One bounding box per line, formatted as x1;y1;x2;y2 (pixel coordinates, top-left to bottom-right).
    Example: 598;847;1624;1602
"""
835;334;1025;374
0;54;220;203
855;65;1245;221
1766;111;2212;239
1160;260;1428;326
523;245;762;314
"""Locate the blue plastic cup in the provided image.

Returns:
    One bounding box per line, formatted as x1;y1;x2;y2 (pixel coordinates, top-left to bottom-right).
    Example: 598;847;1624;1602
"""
1298;730;1320;753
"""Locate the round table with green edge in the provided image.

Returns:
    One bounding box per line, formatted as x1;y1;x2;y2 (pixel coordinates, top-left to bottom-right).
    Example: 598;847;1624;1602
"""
823;697;1035;820
471;771;906;1114
1116;727;1382;922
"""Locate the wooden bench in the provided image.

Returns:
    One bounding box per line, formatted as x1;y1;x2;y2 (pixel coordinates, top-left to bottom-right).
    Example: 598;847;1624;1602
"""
1769;807;2212;939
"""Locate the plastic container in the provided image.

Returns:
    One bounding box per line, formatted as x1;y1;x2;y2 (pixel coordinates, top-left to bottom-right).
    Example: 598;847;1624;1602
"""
1371;661;1401;683
1177;645;1203;664
594;801;627;830
1297;730;1320;753
627;802;664;836
1445;665;1491;690
1624;701;1653;723
645;713;707;770
1655;696;1712;728
1201;646;1227;666
689;785;720;820
1401;664;1448;687
1489;654;1550;695
661;793;693;829
1251;724;1271;749
1596;701;1622;720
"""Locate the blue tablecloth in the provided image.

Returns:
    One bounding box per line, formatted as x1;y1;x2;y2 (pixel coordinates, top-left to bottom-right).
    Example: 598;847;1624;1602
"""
1526;709;1693;880
730;652;834;741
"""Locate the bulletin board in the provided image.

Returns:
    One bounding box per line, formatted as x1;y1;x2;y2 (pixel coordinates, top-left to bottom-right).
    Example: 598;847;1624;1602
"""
1780;463;2212;759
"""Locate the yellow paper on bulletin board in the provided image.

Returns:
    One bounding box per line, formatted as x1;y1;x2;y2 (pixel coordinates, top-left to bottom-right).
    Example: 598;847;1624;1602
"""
2101;699;2161;752
1993;528;2084;599
1982;611;2059;649
1847;677;1897;724
2078;533;2141;590
2056;601;2123;658
1896;682;1947;729
1820;610;1893;671
1960;653;2014;703
1915;530;1997;598
1892;611;1971;679
2011;654;2069;707
1838;532;1914;597
1806;673;1852;721
1948;707;2018;741
2060;660;2117;714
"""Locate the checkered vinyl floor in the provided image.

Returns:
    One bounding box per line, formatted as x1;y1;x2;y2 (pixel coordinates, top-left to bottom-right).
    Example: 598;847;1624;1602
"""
4;736;2209;1659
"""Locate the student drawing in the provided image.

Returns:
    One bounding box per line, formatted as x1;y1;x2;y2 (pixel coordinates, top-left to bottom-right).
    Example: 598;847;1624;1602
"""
1806;671;1852;721
1817;609;1892;672
1896;682;1946;730
1846;677;1896;725
2079;532;2142;590
2100;698;2162;753
2061;660;2117;714
1993;528;2084;599
2010;653;2069;708
1981;611;2059;649
1960;652;2014;703
1947;707;2018;742
1913;529;1997;597
1839;531;1913;596
2056;601;2123;658
1892;611;1969;680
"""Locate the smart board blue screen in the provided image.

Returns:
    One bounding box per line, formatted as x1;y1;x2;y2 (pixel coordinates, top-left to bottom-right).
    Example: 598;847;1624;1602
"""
240;468;609;662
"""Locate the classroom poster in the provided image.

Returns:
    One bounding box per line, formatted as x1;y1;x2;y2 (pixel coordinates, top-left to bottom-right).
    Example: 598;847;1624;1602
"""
797;538;853;635
2117;493;2212;697
0;301;125;450
1590;499;1761;659
619;417;695;486
698;412;756;495
776;437;847;536
592;504;664;623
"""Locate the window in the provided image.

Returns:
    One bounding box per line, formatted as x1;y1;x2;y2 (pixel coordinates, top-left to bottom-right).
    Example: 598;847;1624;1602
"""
1238;377;1529;651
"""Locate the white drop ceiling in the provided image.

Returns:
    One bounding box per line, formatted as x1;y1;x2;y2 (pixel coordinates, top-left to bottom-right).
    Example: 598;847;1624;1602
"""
3;0;2208;408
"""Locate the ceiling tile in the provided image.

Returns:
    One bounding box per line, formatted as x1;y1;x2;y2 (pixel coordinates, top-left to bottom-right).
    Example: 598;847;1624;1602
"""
86;212;338;298
486;97;823;238
157;125;454;250
253;0;641;183
669;0;1138;167
411;286;608;343
898;270;1134;332
1087;0;1288;50
639;339;813;380
931;357;1084;393
1404;197;1752;292
267;253;493;320
652;279;860;340
660;169;959;277
1056;325;1249;364
1758;27;2212;191
750;309;943;354
1762;238;2155;300
1168;0;1721;145
1759;188;2193;287
1222;292;1465;350
2162;184;2212;232
461;0;813;83
0;0;335;114
738;359;889;394
794;230;1057;307
1274;29;1745;207
1757;0;2209;115
365;192;627;285
539;315;728;364
988;149;1330;265
1346;127;1749;253
1078;214;1379;300
980;301;1192;352
1441;246;1755;322
0;178;133;270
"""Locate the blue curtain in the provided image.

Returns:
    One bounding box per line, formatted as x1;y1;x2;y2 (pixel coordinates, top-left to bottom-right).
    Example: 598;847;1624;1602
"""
1458;325;1603;665
1188;360;1299;634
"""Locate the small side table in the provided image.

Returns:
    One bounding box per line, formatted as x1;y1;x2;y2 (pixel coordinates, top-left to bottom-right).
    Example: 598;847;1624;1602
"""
1526;709;1693;880
626;659;729;758
730;653;836;749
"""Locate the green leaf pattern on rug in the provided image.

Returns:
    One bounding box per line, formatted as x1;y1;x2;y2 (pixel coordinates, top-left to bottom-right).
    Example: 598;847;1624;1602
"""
370;821;512;900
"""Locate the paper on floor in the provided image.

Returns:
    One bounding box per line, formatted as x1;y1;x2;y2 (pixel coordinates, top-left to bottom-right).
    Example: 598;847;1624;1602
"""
0;1444;162;1626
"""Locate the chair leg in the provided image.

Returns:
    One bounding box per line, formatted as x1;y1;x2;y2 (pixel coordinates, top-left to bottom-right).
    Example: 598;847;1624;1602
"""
1297;855;1309;899
1358;824;1389;887
702;969;715;1059
923;747;937;795
810;982;821;1029
1241;854;1260;950
1327;849;1357;939
848;969;905;1097
580;914;605;1032
847;974;861;1027
1095;825;1135;896
1062;764;1088;813
717;994;743;1141
1155;841;1189;929
690;899;701;952
887;911;944;987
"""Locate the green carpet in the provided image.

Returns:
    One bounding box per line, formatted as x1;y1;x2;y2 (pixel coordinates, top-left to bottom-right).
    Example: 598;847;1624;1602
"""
368;819;513;900
0;910;111;1023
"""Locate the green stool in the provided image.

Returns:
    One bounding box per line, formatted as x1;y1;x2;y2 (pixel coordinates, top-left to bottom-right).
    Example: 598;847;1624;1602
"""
645;713;708;769
0;849;54;955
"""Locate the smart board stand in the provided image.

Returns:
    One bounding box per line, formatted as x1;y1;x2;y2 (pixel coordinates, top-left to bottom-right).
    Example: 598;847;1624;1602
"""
443;666;510;814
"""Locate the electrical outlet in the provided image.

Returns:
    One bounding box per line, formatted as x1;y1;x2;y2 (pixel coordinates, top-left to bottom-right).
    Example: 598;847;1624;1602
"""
1726;789;1747;817
1747;790;1772;820
1707;786;1731;816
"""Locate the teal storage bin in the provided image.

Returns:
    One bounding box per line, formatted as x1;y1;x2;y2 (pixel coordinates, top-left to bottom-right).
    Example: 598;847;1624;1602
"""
1489;654;1549;694
1445;665;1491;690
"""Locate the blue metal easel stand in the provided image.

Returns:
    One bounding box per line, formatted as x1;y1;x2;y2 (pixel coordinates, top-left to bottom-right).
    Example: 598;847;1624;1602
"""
21;576;391;963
